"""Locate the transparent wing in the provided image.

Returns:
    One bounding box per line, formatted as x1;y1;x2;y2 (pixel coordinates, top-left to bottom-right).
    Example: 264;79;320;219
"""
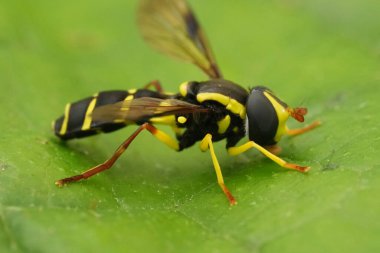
92;97;208;122
137;0;222;79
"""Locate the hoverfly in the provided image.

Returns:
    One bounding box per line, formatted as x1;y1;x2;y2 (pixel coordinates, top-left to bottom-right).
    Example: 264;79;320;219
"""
54;0;320;205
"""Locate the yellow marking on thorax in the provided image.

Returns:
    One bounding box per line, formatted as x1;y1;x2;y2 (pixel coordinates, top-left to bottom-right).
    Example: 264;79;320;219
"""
263;91;290;142
217;115;231;134
81;95;98;131
177;116;187;124
59;103;71;135
196;93;246;119
179;82;189;96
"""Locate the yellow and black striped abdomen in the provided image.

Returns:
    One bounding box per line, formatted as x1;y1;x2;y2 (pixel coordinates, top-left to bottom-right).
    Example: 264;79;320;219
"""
54;89;166;140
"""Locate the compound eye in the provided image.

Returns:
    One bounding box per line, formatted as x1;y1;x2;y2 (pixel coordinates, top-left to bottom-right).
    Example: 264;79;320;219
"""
246;88;278;146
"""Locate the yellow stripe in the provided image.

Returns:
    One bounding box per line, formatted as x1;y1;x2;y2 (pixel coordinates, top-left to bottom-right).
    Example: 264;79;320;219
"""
113;119;126;123
124;95;134;101
217;115;231;134
196;93;246;119
128;89;137;94
163;92;176;96
81;96;98;131
120;95;135;112
149;115;176;125
59;103;71;135
263;92;289;142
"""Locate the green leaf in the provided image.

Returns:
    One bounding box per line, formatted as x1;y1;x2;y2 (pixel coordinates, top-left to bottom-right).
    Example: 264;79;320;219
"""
1;0;379;252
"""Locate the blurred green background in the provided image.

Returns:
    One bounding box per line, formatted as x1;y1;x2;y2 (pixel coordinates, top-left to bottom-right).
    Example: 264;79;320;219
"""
1;0;380;252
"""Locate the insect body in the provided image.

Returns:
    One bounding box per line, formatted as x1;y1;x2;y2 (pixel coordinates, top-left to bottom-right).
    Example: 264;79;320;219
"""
54;0;320;205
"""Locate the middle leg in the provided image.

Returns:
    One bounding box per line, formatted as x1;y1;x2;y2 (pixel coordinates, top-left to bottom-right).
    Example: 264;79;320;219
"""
200;134;237;205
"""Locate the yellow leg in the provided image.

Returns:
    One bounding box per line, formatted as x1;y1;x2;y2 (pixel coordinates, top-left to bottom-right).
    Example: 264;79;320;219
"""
287;120;321;136
228;141;310;172
263;145;282;155
200;134;237;205
151;126;180;151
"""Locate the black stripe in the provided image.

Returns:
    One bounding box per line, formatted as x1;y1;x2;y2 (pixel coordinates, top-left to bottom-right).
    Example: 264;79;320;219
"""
134;89;168;99
67;97;94;134
95;90;129;107
54;117;64;135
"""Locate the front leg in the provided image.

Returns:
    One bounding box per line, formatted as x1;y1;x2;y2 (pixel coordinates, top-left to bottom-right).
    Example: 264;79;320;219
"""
228;141;310;172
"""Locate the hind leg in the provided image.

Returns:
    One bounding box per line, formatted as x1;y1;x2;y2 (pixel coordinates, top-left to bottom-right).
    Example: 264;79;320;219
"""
56;123;179;186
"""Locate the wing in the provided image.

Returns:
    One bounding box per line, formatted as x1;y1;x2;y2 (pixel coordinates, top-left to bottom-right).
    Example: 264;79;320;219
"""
91;97;208;122
137;0;222;79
